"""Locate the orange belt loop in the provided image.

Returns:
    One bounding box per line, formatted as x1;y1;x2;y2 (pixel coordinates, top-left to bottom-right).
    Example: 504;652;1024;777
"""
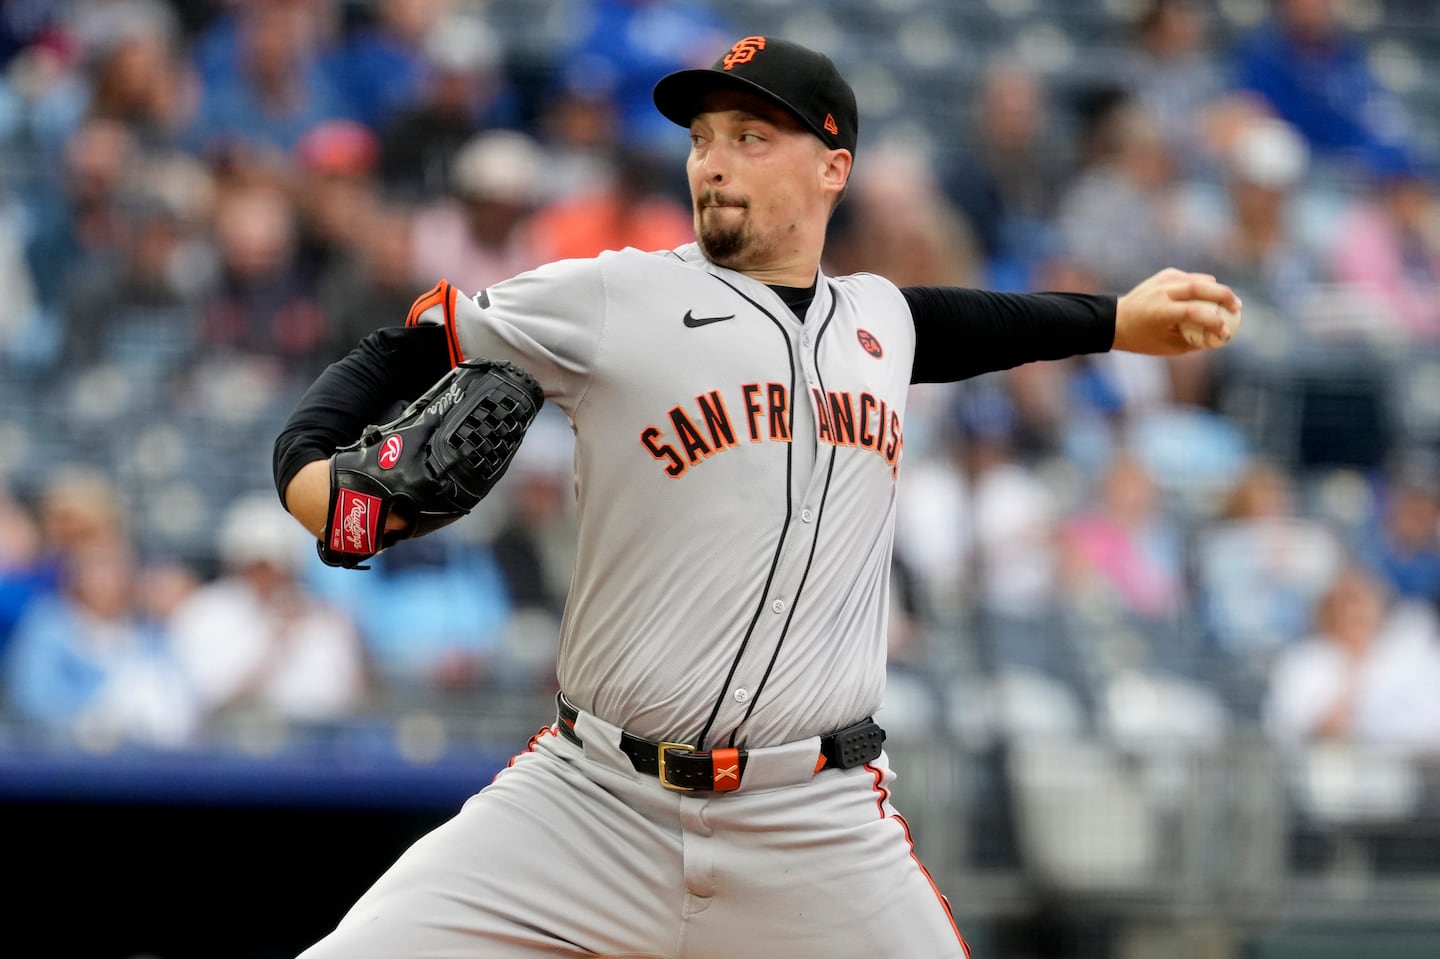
710;748;742;791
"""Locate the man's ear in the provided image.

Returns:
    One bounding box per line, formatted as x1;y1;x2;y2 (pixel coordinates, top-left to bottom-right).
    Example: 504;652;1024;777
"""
821;148;853;197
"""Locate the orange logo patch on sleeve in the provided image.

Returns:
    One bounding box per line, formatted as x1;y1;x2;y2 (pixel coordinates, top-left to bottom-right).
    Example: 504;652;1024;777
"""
857;328;883;358
722;36;766;70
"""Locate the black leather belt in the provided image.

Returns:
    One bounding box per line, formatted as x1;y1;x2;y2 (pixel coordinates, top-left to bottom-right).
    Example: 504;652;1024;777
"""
554;692;885;793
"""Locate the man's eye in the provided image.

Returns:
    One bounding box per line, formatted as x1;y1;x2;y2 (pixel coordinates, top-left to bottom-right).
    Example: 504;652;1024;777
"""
739;132;763;143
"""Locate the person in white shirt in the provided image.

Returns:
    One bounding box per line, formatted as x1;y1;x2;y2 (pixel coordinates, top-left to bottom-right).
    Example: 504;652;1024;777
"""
1265;564;1440;755
169;496;369;727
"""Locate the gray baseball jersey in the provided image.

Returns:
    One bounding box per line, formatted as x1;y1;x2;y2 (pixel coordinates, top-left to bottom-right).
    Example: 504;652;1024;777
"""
298;244;970;959
413;243;912;750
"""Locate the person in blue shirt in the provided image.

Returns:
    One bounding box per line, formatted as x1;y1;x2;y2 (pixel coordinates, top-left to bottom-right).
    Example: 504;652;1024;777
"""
186;0;354;157
331;0;440;133
1233;0;1412;174
563;0;732;156
1361;451;1440;606
4;538;198;746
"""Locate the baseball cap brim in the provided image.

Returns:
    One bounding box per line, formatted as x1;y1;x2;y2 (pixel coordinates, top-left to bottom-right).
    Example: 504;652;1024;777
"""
653;70;841;151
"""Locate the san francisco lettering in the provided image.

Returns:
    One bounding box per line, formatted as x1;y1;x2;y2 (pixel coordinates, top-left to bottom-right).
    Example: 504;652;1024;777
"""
640;384;902;477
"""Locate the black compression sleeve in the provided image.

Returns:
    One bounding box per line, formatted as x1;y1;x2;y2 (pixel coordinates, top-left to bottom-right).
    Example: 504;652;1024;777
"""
902;286;1116;384
272;324;452;503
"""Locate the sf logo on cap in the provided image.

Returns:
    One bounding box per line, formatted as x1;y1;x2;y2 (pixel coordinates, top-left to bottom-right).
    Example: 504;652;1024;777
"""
723;36;766;70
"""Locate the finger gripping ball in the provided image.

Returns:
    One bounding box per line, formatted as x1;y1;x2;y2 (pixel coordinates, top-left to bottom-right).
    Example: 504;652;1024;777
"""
1179;301;1242;349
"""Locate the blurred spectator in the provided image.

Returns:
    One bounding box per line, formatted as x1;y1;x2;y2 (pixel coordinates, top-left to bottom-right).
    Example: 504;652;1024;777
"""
62;187;204;377
319;202;421;355
377;12;518;202
410;129;549;295
36;467;128;557
3;536;199;747
1358;451;1440;606
485;408;578;687
940;60;1068;289
826;146;979;288
961;395;1062;642
1233;0;1413;175
1330;156;1440;341
307;527;512;693
1112;0;1226;177
1264;564;1440;755
79;0;196;149
290;118;382;287
1055;90;1196;294
0;25;89;179
893;429;973;632
190;0;337;90
561;0;731;155
198;180;327;372
331;0;451;133
536;68;626;201
25;116;140;339
187;0;352;159
168;495;368;729
916;385;1067;677
1193;459;1345;661
528;148;692;260
1060;450;1185;665
0;470;123;662
490;467;572;622
1055;93;1204;412
1181;114;1326;353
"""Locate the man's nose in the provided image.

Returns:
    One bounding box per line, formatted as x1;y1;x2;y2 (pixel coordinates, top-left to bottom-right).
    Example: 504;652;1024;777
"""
696;142;729;182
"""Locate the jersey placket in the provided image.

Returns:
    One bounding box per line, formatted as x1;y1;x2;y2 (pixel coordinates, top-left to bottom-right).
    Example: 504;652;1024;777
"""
708;289;837;746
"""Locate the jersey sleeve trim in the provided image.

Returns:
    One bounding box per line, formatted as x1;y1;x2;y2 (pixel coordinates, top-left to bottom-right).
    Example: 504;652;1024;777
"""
405;281;445;327
404;280;465;368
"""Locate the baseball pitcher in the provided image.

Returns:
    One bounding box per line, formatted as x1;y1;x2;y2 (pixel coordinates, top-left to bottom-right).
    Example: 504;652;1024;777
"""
274;35;1241;959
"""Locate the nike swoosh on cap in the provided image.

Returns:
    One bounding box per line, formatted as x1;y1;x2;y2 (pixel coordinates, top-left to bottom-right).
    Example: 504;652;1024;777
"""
683;310;736;328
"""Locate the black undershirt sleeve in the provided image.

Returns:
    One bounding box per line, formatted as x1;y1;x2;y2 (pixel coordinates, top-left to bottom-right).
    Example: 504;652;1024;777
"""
902;286;1117;384
272;324;452;504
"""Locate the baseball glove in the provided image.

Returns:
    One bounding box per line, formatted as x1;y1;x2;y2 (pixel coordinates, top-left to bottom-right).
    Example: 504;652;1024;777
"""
318;359;545;569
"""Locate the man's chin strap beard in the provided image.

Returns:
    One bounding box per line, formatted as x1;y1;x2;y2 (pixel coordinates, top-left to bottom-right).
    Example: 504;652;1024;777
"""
699;227;747;267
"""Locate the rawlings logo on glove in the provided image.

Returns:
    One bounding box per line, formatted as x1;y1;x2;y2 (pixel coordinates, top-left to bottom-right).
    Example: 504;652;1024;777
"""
331;488;382;555
318;359;545;569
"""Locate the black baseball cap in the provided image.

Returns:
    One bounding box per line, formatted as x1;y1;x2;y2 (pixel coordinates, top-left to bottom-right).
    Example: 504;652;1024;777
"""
653;36;858;156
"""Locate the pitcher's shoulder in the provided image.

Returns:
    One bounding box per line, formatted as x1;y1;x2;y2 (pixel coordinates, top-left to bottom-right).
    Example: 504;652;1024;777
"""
829;270;902;294
828;270;908;310
597;243;705;268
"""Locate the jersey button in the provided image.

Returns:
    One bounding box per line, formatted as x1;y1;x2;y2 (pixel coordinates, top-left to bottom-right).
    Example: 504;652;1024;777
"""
733;687;750;703
801;333;811;347
771;598;786;614
801;508;814;523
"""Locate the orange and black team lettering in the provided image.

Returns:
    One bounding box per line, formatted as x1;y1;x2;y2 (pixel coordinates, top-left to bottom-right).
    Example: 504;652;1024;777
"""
670;405;713;463
696;390;738;450
829;391;858;447
641;425;688;477
767;382;790;441
641;384;902;477
814;389;834;444
742;382;765;442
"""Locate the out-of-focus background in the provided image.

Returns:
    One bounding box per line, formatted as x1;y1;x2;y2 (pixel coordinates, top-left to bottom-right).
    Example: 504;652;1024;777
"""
2;0;1440;956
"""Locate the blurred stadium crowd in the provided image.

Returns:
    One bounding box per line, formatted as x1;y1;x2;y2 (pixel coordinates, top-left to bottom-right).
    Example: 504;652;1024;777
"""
2;0;1440;940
